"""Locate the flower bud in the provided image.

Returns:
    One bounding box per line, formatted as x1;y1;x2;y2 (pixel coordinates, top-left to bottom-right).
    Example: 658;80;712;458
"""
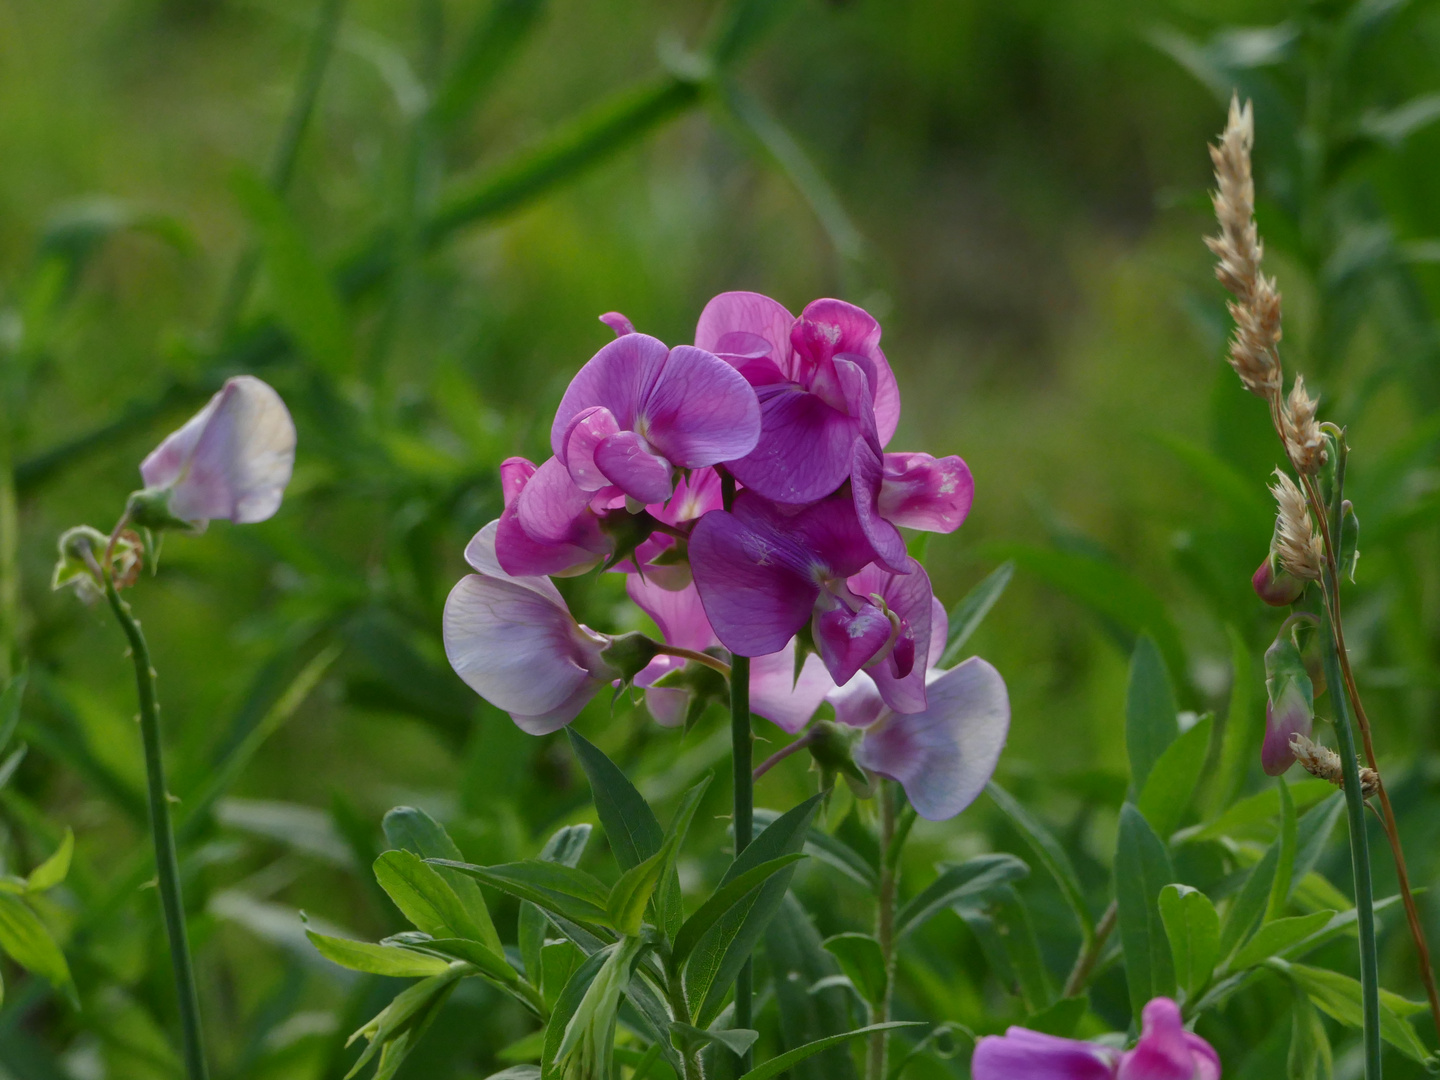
1262;628;1315;776
52;526;143;603
1252;553;1306;607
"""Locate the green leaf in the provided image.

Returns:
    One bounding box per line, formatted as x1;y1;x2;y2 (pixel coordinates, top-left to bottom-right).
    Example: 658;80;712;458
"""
1183;779;1335;844
384;806;503;957
707;0;802;66
655;775;713;940
986;782;1092;941
1230;912;1336;972
1209;625;1258;817
1287;985;1332;1080
410;937;526;986
485;1069;542;1080
0;669;26;755
1290;794;1344;905
733;1023;923;1080
1269;777;1298;920
540;947;609;1080
685;794;823;1028
672;854;807;972
375;849;496;947
432;858;614;928
0;893;72;1002
766;893;861;1080
522;824;592;981
983;543;1187;692
1137;714;1212;839
26;828;73;893
752;807;875;889
670;1022;760;1058
539;939;585;1013
939;561;1014;667
232;169;350;375
307;931;453;978
1276;895;1405;961
895;854;1029;939
955;886;1053;1012
1273;959;1431;1063
822;933;887;1006
567;730;664;872
1125;637;1178;793
345;969;463;1079
1159;884;1220;1001
1220;838;1280;959
607;847;669;937
1114;804;1176;1018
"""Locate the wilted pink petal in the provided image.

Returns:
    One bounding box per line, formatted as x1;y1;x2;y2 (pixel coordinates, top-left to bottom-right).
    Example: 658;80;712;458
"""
877;452;974;533
444;527;615;734
751;643;834;734
971;1026;1118;1080
1117;999;1220;1080
857;657;1009;821
140;375;296;526
599;311;635;336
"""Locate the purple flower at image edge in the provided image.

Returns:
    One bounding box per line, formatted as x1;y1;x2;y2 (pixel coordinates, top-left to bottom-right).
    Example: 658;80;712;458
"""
140;375;296;527
444;522;617;734
971;999;1220;1080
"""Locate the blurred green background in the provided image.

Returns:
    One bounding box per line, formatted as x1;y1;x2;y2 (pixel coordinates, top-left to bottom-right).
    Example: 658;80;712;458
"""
3;0;1440;1075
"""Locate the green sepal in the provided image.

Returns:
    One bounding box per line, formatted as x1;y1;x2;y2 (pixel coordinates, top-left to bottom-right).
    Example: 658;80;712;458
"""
599;632;664;684
1338;500;1359;584
124;486;198;533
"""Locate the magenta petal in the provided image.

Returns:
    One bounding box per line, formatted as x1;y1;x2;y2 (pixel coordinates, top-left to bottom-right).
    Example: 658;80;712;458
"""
1183;1035;1221;1080
816;602;893;687
858;657;1009;821
779;493;881;579
725;387;859;504
642;345;761;466
690;508;819;657
495;504;604;578
653;467;724;525
851;440;911;573
500;457;537;507
562;406;623;491
1118;999;1214;1080
879;452;974;532
750;643;835;734
626;578;716;652
515;457;604;547
464;520;565;604
971;1028;1118;1080
1262;683;1313;776
599;311;635;336
791;298;900;444
551;332;670;457
443;574;610;723
595;431;674;504
695;291;795;372
851;561;934;714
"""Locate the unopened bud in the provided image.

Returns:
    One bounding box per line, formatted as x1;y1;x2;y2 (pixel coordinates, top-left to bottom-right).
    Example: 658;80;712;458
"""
1252;554;1306;607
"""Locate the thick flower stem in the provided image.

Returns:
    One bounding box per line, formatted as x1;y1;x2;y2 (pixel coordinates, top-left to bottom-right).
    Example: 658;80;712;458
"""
102;573;209;1080
868;781;900;1080
730;652;754;1070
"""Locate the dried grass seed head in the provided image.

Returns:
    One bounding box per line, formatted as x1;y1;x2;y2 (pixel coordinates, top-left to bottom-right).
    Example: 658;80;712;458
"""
1270;469;1323;581
1282;375;1326;473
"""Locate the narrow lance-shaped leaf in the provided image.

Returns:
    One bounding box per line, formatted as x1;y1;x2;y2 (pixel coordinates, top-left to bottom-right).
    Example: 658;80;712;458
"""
1159;884;1220;1002
765;893;860;1080
1137;714;1212;839
307;932;453;978
940;561;1015;667
384;806;503;957
26;828;73;893
732;1023;923;1080
1271;958;1431;1063
822;933;887;1007
1126;636;1178;794
521;824;592;982
432;858;614;929
895;854;1029;939
1114;804;1176;1017
1269;775;1298;920
986;782;1092;942
1230;911;1335;972
671;854;807;972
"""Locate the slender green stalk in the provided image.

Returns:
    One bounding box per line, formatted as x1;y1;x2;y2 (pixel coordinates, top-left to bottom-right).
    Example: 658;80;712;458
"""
0;430;16;683
101;570;208;1080
212;0;351;337
868;782;899;1080
730;652;753;1069
1320;603;1380;1077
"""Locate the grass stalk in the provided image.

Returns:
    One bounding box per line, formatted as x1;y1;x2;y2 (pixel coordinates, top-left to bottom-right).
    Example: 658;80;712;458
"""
868;782;899;1080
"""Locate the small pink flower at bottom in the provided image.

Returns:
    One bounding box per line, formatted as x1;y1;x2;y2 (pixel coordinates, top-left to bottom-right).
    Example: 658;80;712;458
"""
971;999;1220;1080
445;522;617;735
139;375;296;527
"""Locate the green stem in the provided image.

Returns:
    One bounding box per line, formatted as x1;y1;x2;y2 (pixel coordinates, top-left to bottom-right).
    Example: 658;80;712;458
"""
869;782;899;1080
730;652;753;1067
0;430;16;683
101;572;208;1080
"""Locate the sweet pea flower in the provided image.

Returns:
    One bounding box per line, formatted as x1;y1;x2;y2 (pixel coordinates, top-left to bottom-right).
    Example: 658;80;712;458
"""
829;599;1008;820
551;332;761;506
695;292;900;504
971;998;1221;1080
620;467;724;590
689;491;932;704
850;443;975;570
627;574;832;733
138;375;296;528
494;456;619;578
1261;622;1315;777
445;522;617;734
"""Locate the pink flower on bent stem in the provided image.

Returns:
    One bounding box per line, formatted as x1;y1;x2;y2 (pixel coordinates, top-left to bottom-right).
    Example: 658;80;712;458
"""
971;998;1220;1080
139;375;296;527
695;291;900;504
551;331;761;506
444;522;617;734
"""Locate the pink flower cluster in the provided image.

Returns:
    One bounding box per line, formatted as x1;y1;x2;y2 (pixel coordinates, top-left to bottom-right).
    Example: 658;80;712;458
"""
444;293;1008;820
